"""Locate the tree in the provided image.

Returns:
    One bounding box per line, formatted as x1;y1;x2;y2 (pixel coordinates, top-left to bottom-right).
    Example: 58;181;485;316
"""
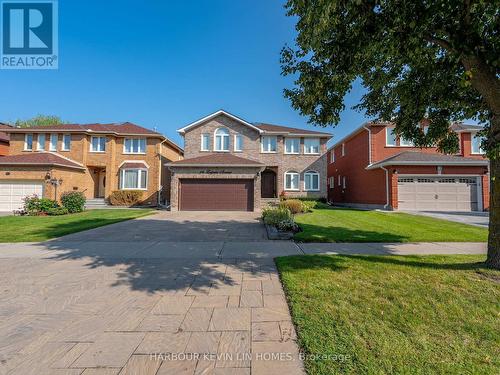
281;0;499;268
15;115;64;128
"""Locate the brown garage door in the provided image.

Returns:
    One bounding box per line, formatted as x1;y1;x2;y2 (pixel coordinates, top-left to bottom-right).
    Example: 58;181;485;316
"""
179;179;254;211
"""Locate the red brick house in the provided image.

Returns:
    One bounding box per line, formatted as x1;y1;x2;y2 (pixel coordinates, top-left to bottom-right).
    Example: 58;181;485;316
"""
0;123;11;156
327;122;490;211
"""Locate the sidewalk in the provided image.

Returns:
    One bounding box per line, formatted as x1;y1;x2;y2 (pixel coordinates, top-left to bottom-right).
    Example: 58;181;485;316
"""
297;242;487;255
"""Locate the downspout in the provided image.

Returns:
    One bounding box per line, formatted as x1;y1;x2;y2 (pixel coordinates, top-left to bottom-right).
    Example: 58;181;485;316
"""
157;138;168;207
380;166;390;210
364;125;389;209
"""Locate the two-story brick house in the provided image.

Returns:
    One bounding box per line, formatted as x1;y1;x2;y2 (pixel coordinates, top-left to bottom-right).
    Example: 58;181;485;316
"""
167;110;332;211
0;123;183;212
327;121;490;211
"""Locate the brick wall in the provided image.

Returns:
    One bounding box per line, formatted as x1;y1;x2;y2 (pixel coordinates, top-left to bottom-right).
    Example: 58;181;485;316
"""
183;114;328;199
5;132;183;206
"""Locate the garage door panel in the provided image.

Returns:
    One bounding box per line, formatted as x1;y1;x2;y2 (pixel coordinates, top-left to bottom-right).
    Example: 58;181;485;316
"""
180;179;254;211
398;177;479;212
0;181;44;212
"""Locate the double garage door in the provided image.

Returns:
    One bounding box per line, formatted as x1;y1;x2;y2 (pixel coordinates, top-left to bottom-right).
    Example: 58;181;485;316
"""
179;179;254;211
0;181;44;212
398;177;479;211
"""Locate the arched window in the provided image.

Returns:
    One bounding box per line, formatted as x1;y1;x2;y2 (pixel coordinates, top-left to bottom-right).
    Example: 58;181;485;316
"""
214;128;230;151
304;170;320;191
284;171;300;191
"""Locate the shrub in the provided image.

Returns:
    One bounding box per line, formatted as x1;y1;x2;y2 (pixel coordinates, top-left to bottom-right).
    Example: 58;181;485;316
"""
23;195;58;215
279;199;304;214
47;207;69;216
109;190;143;206
61;191;86;213
262;207;296;231
300;200;318;211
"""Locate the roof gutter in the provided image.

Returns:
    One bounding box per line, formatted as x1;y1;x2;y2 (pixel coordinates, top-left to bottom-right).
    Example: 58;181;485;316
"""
366;160;489;170
166;163;264;168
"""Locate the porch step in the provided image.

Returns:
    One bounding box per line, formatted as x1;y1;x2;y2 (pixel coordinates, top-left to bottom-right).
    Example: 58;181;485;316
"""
85;198;110;209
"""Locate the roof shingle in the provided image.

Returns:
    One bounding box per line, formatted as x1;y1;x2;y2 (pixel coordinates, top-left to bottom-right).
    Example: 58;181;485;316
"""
368;151;488;169
168;153;263;167
254;123;332;136
0;152;84;169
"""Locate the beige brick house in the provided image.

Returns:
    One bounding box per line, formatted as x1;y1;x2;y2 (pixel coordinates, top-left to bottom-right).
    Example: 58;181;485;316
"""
0;123;183;211
167;110;332;211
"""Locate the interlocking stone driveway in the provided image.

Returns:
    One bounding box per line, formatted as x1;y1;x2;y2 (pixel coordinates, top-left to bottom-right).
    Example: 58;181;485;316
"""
0;212;304;375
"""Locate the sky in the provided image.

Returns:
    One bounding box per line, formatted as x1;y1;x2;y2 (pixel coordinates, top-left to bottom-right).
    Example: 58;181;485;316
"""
1;0;370;148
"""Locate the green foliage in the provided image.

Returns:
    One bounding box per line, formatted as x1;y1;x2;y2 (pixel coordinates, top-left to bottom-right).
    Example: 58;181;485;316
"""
23;195;58;215
109;190;143;206
281;0;499;157
61;191;86;213
14;114;64;128
279;199;305;214
262;207;296;231
47;207;69;216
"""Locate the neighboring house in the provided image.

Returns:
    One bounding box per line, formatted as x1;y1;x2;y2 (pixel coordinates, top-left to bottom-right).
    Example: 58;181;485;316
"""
327;121;489;211
0;123;183;212
0;123;11;156
167;110;332;211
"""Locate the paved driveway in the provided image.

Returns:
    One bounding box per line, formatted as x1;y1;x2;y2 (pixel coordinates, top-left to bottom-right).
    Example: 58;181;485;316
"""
402;210;489;228
0;211;304;375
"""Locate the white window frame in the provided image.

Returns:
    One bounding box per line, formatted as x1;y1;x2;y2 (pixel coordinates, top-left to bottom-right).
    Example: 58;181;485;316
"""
386;127;396;147
24;133;33;151
90;136;106;152
62;134;71;151
471;132;485;154
37;133;46;151
304;138;320;155
338;175;341;186
120;168;148;190
284;171;300;191
284;138;300;154
49;134;58;151
329;176;335;189
399;136;413;147
330;149;335;163
304;170;320;191
234;134;243;152
342;176;346;189
200;133;210;151
261;136;277;153
123;138;146;154
341;143;345;156
214;128;230;152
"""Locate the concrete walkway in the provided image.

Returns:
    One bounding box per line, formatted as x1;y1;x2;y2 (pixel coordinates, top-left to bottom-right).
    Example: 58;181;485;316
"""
298;242;487;255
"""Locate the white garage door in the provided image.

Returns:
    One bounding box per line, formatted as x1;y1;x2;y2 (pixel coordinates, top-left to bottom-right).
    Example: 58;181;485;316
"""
398;177;479;211
0;181;44;212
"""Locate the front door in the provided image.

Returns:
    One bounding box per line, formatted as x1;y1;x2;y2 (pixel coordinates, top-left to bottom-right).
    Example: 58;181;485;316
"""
261;169;276;198
92;168;106;198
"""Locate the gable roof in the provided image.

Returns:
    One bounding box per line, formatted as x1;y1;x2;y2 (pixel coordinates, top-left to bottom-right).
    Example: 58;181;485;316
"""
177;109;333;138
366;151;488;169
178;110;263;134
166;153;263;167
4;122;162;136
0;152;85;170
254;123;332;136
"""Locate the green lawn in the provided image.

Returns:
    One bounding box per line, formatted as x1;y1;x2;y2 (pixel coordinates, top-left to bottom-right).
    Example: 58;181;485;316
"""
276;255;500;374
294;206;488;242
0;209;155;242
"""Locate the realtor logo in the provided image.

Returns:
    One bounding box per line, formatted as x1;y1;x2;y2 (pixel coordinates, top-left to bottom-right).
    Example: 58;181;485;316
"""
1;0;58;69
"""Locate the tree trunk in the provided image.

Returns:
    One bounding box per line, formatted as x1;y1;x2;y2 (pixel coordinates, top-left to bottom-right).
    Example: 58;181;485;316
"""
460;56;500;269
486;115;500;268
